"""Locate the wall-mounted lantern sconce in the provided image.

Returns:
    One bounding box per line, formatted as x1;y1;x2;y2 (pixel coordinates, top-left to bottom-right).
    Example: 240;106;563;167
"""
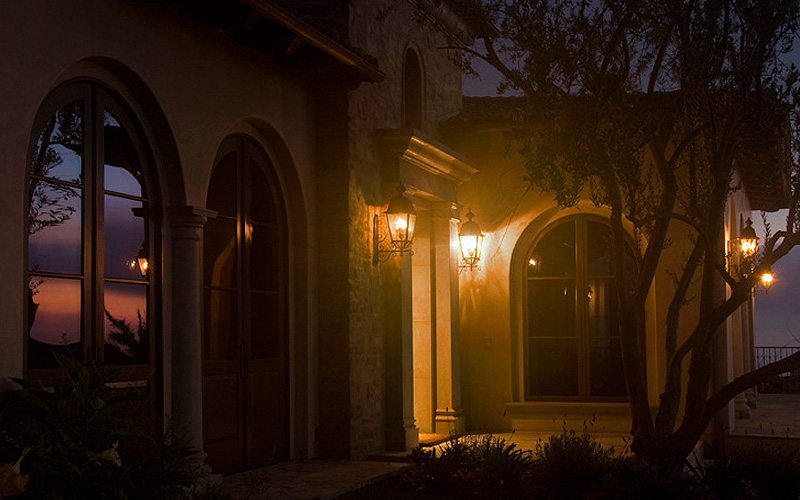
458;209;484;271
128;244;148;277
728;217;760;278
760;268;774;292
373;185;416;265
738;218;759;257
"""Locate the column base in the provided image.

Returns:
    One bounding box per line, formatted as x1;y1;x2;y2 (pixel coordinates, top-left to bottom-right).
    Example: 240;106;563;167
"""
434;409;465;436
734;396;751;419
385;419;419;451
746;389;757;409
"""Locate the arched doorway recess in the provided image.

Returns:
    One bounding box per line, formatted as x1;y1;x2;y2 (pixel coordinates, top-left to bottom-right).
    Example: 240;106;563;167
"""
202;135;289;473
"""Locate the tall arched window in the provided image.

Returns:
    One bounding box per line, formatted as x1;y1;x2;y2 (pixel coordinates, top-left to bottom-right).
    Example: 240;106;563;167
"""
403;48;423;130
524;216;636;401
26;82;158;384
203;135;289;473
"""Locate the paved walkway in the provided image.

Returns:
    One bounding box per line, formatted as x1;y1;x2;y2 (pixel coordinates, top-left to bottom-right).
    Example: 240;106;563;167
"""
219;431;626;500
732;393;800;437
221;459;407;500
221;396;800;500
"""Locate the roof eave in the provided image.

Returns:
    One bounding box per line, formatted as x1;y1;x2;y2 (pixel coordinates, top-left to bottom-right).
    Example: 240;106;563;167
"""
242;0;385;83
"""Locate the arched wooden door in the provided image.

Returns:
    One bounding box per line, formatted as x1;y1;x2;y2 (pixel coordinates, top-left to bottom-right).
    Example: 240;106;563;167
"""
202;135;288;473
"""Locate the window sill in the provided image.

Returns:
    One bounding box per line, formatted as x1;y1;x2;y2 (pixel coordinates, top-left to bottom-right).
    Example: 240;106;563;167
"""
505;401;632;433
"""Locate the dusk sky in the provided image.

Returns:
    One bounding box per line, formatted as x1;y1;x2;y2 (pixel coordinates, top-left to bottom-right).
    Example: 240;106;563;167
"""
754;211;800;347
28;111;148;348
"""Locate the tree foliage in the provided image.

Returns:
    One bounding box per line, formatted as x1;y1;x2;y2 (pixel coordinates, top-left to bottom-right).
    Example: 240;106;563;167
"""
28;102;82;236
433;0;800;464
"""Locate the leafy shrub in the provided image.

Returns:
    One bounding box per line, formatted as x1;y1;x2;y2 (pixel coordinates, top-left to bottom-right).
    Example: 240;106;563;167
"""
609;456;710;500
471;436;532;496
396;430;800;500
0;353;222;499
407;436;479;495
703;447;800;500
406;435;532;498
531;429;614;499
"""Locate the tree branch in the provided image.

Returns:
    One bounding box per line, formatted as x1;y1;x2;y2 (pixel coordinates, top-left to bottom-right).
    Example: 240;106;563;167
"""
701;350;800;428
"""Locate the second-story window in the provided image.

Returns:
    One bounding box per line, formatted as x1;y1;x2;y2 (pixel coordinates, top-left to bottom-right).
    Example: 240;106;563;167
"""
403;48;424;130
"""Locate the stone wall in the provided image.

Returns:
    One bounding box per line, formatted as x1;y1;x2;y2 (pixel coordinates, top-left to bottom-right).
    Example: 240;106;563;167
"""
344;0;466;458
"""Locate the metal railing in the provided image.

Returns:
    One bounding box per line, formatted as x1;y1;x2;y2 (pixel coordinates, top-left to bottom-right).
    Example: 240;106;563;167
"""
756;346;800;393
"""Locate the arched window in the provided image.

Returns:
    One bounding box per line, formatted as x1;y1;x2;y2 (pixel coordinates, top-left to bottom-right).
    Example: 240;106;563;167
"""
26;82;158;383
403;48;423;130
203;135;289;473
524;216;636;401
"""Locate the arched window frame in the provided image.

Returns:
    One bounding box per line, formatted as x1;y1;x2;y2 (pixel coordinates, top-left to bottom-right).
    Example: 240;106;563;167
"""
24;80;161;387
521;214;640;402
402;47;425;131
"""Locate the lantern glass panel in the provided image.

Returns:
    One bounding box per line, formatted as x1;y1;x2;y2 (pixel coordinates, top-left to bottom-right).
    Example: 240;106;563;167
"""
461;234;479;259
740;238;758;256
386;212;415;249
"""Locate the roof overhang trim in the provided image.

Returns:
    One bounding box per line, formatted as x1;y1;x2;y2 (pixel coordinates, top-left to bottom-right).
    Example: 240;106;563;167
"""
242;0;385;83
378;128;478;184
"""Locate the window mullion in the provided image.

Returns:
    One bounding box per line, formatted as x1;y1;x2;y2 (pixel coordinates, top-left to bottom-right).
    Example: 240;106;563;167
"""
93;83;108;364
242;139;254;361
576;218;589;399
236;138;247;361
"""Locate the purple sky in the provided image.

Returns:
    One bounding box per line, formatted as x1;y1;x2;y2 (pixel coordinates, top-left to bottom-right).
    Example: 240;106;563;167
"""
753;211;800;347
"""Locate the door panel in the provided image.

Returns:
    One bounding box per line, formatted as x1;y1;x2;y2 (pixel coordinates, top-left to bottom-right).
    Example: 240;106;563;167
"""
246;361;286;466
203;365;243;474
203;135;288;474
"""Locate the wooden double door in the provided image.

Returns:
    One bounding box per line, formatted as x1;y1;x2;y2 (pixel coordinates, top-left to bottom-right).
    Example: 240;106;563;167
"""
202;136;288;474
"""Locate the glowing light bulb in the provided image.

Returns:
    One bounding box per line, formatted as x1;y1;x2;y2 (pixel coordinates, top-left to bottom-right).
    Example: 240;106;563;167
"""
740;239;757;256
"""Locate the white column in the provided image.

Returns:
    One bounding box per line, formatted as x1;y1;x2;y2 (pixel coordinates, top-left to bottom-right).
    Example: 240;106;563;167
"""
732;306;751;419
745;294;758;408
383;251;419;451
432;203;464;435
412;209;434;434
168;206;214;451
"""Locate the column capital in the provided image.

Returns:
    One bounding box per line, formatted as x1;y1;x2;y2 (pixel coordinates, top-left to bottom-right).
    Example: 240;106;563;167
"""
168;206;217;228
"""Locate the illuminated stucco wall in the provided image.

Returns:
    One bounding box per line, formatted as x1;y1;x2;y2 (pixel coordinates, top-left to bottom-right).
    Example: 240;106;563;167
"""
450;125;696;433
0;0;319;459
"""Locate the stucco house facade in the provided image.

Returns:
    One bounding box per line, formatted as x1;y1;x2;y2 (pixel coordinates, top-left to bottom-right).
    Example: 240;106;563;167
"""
1;0;480;474
0;0;784;477
444;96;789;446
